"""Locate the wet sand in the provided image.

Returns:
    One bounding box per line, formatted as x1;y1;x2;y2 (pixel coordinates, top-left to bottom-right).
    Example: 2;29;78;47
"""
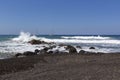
0;53;120;80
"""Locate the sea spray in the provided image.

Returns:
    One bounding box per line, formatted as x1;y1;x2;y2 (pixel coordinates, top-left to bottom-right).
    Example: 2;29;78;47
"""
12;32;39;42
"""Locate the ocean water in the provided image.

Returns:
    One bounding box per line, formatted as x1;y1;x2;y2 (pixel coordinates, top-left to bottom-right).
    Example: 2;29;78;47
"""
0;32;120;59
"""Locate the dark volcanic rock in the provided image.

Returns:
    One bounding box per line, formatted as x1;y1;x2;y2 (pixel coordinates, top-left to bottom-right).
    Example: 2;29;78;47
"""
43;47;50;51
53;50;59;54
39;49;47;54
15;53;22;57
76;46;82;49
23;51;37;56
49;45;56;49
28;39;46;45
58;44;67;47
66;45;77;53
37;47;51;54
89;47;95;49
48;42;55;44
35;49;40;54
48;51;53;54
28;39;54;45
79;50;86;54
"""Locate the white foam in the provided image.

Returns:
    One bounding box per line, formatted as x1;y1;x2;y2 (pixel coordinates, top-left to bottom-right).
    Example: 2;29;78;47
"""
41;38;120;44
48;46;69;53
12;32;39;42
61;36;110;40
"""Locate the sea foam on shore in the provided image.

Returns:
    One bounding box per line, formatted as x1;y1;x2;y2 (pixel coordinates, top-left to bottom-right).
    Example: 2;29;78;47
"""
0;32;120;59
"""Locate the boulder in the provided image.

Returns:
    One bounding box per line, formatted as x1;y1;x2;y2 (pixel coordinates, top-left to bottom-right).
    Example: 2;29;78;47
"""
15;53;22;57
28;39;46;45
89;47;95;49
23;51;37;56
43;47;49;51
36;47;51;54
66;45;77;53
48;42;55;44
58;44;66;47
49;45;56;49
79;50;86;54
39;49;47;54
48;51;53;54
53;50;59;54
34;49;40;54
76;46;82;49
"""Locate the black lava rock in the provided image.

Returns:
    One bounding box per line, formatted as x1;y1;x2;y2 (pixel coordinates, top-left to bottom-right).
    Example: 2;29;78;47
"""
66;45;77;53
89;47;95;49
23;51;37;56
79;50;86;54
15;53;22;57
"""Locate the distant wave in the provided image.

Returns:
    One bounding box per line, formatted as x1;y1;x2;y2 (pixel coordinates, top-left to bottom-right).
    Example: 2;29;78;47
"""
42;39;120;44
61;36;111;40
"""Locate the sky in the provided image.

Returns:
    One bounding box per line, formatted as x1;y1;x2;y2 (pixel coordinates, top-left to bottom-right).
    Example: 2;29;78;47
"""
0;0;120;35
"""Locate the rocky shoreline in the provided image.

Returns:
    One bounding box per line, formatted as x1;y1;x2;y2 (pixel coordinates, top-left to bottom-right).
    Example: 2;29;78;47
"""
14;39;104;58
0;39;120;80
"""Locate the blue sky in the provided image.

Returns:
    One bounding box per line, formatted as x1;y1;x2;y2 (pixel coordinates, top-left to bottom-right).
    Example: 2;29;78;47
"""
0;0;120;35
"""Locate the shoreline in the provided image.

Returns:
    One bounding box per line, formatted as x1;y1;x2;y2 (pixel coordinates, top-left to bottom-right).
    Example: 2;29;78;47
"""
1;34;120;54
0;39;120;80
0;53;120;80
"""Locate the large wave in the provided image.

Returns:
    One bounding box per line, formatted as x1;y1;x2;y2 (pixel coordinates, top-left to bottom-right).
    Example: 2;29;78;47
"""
12;32;39;42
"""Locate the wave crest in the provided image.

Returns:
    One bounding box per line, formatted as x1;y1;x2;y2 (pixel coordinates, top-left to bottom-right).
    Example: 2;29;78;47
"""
12;32;39;42
61;36;110;40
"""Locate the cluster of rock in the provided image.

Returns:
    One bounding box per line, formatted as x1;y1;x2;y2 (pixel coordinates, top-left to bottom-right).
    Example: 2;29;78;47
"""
28;39;54;45
15;39;98;58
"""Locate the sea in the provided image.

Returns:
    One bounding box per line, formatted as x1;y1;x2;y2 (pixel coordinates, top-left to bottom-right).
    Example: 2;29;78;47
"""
0;32;120;59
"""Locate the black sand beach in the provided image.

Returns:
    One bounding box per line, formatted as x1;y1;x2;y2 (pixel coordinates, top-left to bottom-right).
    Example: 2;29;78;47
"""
0;0;120;79
0;53;120;80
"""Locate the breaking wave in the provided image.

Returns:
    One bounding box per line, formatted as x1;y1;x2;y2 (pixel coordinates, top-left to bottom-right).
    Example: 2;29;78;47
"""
61;36;110;40
12;32;39;42
42;39;120;44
